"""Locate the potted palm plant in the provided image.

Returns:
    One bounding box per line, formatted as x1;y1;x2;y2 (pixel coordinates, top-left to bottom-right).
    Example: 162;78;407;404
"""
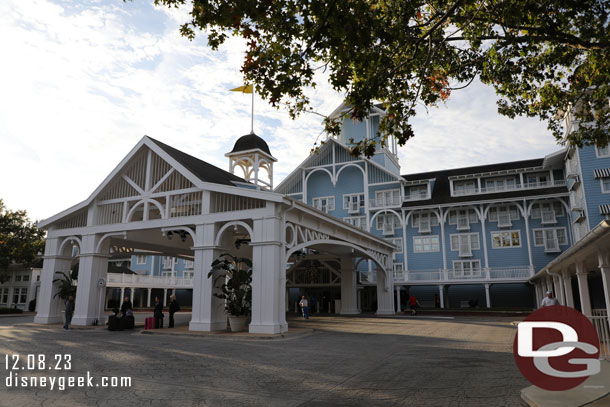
208;253;252;332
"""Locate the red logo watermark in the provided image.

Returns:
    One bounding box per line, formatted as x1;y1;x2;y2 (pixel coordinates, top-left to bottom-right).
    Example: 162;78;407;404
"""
513;305;600;391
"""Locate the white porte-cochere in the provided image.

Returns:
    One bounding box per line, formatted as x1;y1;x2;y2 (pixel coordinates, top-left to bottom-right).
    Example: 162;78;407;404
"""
35;136;395;333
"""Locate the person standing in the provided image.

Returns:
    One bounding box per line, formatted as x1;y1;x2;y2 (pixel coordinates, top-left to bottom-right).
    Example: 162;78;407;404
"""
299;295;309;320
541;291;560;307
168;294;180;328
64;295;74;330
409;295;419;315
120;296;133;316
153;296;164;328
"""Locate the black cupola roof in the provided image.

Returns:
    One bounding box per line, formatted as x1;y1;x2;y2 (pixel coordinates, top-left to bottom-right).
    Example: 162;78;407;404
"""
229;132;271;155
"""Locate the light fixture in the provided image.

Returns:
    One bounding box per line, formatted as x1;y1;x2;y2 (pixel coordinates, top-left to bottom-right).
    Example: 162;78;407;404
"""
167;231;173;240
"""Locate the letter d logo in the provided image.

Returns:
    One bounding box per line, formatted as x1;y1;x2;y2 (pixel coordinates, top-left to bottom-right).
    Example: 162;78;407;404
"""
518;321;577;357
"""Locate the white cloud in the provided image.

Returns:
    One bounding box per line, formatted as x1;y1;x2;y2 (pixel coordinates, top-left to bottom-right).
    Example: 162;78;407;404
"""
0;0;563;221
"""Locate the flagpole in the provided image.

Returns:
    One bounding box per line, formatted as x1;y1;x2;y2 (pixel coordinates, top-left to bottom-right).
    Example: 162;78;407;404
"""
251;88;254;134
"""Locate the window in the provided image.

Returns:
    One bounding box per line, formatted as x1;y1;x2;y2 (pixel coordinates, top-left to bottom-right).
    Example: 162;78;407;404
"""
450;233;480;257
453;260;482;277
375;189;400;206
22;275;29;282
448;209;477;230
491;231;521;248
485;177;516;192
453;180;477;195
596;146;610;158
488;205;519;227
312;196;335;213
136;255;147;265
392;263;404;280
343;193;365;213
376;214;399;235
533;228;568;253
13;288;27;304
14;275;22;282
601;178;610;193
163;256;174;270
531;202;564;222
385;237;403;253
0;288;9;304
406;184;428;200
411;212;439;233
184;260;194;269
526;173;549;187
413;236;440;253
183;271;194;279
344;216;367;230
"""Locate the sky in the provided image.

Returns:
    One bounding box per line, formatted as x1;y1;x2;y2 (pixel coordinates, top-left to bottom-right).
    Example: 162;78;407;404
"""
0;0;563;222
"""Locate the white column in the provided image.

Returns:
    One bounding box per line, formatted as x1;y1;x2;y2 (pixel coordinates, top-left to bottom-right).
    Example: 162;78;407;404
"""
35;237;73;324
439;285;445;309
163;288;168;306
147;288;152;307
554;275;566;305
249;217;283;334
130;287;135;304
395;286;401;313
598;250;610;326
534;283;542;308
72;234;109;326
484;283;491;308
6;287;13;308
576;262;592;316
120;287;125;303
375;266;395;315
340;257;359;315
190;224;225;331
562;271;575;308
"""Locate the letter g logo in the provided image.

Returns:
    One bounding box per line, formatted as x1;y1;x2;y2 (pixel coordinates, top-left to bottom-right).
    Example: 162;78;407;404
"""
513;306;601;391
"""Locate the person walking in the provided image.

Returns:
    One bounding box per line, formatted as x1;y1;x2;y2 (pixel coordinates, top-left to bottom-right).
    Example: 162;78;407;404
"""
168;294;180;328
541;291;560;307
299;296;309;320
153;296;164;328
64;295;74;330
409;295;419;315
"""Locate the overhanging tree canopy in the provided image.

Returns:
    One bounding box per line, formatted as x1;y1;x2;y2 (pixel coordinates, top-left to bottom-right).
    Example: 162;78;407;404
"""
0;199;46;283
153;0;609;156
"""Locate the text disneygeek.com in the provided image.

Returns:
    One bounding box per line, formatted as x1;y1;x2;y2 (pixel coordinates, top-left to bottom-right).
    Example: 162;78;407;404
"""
4;354;131;391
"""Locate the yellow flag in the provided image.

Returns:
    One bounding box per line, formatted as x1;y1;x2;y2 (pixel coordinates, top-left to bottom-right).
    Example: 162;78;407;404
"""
230;84;253;94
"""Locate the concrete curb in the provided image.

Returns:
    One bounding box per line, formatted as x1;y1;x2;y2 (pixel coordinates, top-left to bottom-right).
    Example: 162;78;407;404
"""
139;327;316;341
521;360;610;407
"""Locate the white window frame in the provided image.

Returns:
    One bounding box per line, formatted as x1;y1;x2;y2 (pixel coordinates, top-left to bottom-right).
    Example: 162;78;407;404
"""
136;255;147;265
392;262;404;280
14;275;22;282
183;271;194;279
376;213;399;236
13;287;27;304
453;180;478;195
385;237;403;254
0;288;9;304
343;193;365;213
484;177;516;192
162;256;174;270
411;212;439;233
448;209;477;230
490;230;521;249
22;275;29;282
450;233;480;257
375;189;400;207
312;196;335;213
184;260;194;269
406;184;428;200
600;177;610;194
343;215;367;230
596;145;610;158
533;228;568;252
453;260;482;277
413;235;440;253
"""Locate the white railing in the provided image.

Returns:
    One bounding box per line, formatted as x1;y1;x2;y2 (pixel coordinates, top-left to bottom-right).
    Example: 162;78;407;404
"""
106;274;194;287
395;266;533;283
589;309;609;360
452;180;567;197
369;196;402;209
404;191;429;202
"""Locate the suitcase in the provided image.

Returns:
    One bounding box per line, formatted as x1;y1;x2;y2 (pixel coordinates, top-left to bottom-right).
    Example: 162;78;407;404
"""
108;315;119;331
144;317;154;330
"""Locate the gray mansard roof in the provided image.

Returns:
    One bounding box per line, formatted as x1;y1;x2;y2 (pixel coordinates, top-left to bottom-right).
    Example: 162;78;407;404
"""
401;157;568;207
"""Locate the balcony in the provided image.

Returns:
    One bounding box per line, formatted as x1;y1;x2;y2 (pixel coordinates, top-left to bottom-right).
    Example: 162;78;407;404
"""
107;273;194;288
452;180;567;197
392;266;534;283
369;196;402;209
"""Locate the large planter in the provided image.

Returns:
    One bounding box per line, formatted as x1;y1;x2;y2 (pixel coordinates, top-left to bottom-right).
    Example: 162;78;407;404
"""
228;315;248;332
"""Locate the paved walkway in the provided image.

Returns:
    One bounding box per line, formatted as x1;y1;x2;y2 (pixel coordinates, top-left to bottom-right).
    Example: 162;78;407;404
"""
0;314;529;406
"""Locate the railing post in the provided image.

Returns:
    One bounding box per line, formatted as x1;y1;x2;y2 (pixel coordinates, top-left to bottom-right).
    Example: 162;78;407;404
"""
485;267;491;280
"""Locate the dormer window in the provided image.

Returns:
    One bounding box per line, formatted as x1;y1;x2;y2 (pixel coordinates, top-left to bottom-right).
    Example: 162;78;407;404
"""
484;177;516;193
405;184;429;201
453;180;478;196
